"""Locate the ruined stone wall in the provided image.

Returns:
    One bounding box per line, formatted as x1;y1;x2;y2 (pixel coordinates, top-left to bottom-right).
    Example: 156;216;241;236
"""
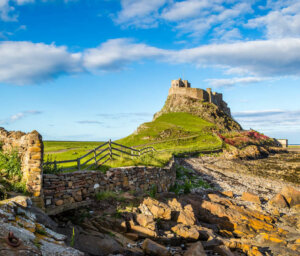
169;87;209;101
43;160;176;215
0;128;43;206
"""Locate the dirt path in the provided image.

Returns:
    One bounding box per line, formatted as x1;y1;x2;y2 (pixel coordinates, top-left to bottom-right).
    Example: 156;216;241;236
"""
178;153;300;200
46;148;79;154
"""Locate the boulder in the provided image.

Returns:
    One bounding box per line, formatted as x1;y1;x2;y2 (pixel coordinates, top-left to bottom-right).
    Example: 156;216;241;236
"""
76;234;123;255
268;193;289;208
171;224;199;240
177;204;196;226
129;220;157;237
142;238;171;256
280;186;300;207
184;241;207;256
241;192;261;204
139;197;171;220
222;191;234;198
136;213;156;230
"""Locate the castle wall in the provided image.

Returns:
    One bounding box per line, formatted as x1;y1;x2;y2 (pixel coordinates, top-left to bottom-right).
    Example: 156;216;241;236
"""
169;79;232;117
0;128;44;208
169;87;209;101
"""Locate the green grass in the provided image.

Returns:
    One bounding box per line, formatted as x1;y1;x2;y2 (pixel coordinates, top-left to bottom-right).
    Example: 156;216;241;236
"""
289;145;300;148
117;112;222;153
44;113;222;171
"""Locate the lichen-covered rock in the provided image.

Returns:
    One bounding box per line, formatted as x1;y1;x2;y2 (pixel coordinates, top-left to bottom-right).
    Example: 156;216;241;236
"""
268;193;289;208
184;241;207;256
0;198;83;256
142;238;171;256
280;186;300;207
241;192;261;204
139;197;172;220
171;224;199;240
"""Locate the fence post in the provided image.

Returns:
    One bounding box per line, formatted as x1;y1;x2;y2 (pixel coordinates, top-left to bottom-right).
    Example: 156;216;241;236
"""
109;139;112;159
94;149;97;165
54;160;57;171
77;158;80;171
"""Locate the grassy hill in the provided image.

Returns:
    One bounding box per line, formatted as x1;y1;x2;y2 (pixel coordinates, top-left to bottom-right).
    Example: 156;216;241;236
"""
43;112;223;170
117;112;222;153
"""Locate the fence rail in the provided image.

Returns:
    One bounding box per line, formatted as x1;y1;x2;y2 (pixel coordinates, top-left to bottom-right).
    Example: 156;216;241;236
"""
43;140;156;172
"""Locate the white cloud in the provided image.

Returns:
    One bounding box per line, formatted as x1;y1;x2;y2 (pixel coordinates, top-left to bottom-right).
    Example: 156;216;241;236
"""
114;0;253;39
206;77;268;87
0;110;42;125
170;38;300;77
233;109;300;132
115;0;168;28
83;38;167;70
161;0;212;21
1;38;300;85
247;1;300;38
0;41;82;84
0;0;17;21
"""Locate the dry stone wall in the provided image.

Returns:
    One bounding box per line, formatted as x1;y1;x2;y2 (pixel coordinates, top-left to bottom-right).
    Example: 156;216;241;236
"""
43;160;176;215
0;128;44;207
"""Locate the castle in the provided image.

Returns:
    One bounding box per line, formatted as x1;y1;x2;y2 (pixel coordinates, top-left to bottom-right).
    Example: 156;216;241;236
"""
169;78;231;116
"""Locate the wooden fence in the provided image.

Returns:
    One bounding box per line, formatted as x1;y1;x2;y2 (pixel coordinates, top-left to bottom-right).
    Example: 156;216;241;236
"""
43;140;156;172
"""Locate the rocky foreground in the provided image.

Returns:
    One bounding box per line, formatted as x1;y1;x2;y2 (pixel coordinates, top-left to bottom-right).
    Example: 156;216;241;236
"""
0;151;300;256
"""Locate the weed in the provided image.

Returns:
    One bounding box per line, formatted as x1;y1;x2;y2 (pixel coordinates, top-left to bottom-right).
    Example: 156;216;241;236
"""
183;180;192;194
33;238;42;249
36;226;47;236
0;150;21;179
148;184;157;198
70;228;75;247
43;155;62;174
95;191;125;201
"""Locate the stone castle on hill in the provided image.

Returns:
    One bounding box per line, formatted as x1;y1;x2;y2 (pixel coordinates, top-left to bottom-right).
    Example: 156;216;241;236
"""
169;78;231;116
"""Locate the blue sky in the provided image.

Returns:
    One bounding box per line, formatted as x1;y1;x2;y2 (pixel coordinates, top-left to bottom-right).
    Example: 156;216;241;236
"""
0;0;299;143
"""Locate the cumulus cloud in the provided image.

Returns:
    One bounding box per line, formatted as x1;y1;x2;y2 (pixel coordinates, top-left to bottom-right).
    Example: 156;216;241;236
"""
0;41;82;84
0;0;17;21
247;0;300;38
233;109;300;132
170;38;300;77
2;38;300;85
114;0;253;39
206;77;268;87
83;38;167;70
114;0;168;28
0;110;42;125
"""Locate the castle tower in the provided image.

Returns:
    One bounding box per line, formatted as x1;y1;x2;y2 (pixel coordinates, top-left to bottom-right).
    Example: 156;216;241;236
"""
206;88;212;103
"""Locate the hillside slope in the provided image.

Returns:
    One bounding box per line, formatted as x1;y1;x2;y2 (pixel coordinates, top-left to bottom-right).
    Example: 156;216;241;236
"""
154;94;242;131
117;112;222;153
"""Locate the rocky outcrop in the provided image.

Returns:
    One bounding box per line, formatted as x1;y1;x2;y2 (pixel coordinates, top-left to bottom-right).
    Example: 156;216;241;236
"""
153;94;242;131
0;197;83;256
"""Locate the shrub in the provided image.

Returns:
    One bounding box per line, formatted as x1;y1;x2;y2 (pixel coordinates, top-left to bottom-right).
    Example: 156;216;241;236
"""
43;155;62;174
0;150;21;179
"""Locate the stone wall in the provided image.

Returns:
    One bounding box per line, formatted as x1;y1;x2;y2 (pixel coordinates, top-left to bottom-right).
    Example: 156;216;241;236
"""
0;128;43;206
169;86;209;101
169;79;231;117
43;160;176;215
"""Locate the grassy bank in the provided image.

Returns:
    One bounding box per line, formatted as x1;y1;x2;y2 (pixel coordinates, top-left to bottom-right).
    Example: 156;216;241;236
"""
44;113;223;171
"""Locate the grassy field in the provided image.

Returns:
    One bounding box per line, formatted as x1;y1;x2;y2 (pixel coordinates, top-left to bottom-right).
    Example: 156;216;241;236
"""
289;145;300;148
44;113;223;171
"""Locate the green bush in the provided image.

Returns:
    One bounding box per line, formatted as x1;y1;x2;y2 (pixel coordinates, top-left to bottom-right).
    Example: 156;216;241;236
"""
0;150;21;179
43;155;62;174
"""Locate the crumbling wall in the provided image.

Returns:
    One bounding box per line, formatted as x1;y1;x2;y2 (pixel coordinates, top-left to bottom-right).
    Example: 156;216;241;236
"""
0;128;43;207
43;160;176;215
